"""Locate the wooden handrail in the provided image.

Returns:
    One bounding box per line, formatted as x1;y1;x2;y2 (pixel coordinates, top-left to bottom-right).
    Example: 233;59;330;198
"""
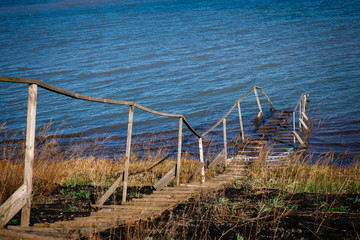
291;93;310;147
0;77;275;140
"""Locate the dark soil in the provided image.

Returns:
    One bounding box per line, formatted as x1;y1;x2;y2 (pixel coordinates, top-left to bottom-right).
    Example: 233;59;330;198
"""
7;185;360;239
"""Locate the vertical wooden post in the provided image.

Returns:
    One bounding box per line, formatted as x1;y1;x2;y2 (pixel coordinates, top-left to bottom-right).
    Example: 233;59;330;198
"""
254;88;264;123
21;84;37;227
237;102;245;142
198;137;205;183
299;101;302;131
223;118;228;167
122;105;134;203
293;111;296;146
176;117;183;186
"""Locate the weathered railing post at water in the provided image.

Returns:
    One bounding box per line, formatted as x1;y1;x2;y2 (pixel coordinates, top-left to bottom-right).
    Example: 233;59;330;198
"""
254;87;264;124
293;111;296;145
237;102;245;141
21;83;38;227
223;118;228;167
198;137;205;183
292;94;308;147
176;117;183;185
122;105;134;203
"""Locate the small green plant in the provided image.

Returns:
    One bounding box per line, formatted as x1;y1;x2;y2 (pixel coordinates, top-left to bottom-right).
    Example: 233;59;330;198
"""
320;201;329;210
201;203;209;214
60;188;71;196
62;177;82;187
355;196;360;203
256;201;271;215
228;203;238;211
330;206;350;212
265;196;282;207
10;219;19;225
127;192;143;199
73;190;92;199
236;233;244;240
214;197;228;204
286;204;299;211
60;188;91;199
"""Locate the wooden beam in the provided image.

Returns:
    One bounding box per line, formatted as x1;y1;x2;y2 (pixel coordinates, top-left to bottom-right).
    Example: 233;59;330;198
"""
154;167;176;191
293;130;305;146
302;111;309;123
198;138;205;183
96;172;124;206
21;83;38;227
258;87;276;111
299;118;308;131
122;105;134;203
0;184;27;228
176;117;183;185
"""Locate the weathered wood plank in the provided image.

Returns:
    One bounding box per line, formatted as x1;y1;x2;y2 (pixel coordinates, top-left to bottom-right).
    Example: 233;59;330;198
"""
96;172;123;206
122;105;134;203
0;229;67;240
293;131;305;146
21;83;38;227
223;118;228;167
0;184;27;228
199;138;205;183
299;118;308;130
176;117;183;185
237;102;245;141
153;166;176;191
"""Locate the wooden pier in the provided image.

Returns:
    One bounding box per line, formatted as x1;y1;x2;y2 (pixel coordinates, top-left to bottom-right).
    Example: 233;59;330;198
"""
0;77;310;239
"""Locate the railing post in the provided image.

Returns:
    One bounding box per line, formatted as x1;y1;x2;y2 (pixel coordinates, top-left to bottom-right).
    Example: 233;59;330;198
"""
198;137;205;183
176;117;183;185
237;102;245;142
223;118;228;167
303;94;307;112
299;101;302;131
21;83;37;227
122;105;134;203
293;111;296;146
254;87;264;124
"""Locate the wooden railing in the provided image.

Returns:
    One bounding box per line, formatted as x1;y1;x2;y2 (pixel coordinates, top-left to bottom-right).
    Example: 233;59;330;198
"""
0;76;283;228
292;93;310;148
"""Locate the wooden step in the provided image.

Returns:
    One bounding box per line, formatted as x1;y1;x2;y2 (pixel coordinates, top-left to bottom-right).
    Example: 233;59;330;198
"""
98;205;166;211
7;226;75;236
0;228;68;240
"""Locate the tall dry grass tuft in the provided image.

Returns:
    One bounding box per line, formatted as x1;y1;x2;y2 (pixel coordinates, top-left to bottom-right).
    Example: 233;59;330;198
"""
246;148;360;194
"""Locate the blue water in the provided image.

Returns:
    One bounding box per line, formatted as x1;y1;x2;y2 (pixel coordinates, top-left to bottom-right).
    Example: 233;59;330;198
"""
0;0;360;161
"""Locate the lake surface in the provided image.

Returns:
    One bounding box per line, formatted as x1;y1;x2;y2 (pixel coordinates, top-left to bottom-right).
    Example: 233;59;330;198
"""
0;0;359;163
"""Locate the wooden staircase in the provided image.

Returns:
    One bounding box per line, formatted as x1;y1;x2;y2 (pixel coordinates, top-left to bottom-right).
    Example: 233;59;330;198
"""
0;109;305;240
0;174;248;239
232;110;297;168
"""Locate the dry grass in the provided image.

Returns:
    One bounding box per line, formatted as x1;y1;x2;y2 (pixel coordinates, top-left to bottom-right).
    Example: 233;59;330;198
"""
246;150;360;194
